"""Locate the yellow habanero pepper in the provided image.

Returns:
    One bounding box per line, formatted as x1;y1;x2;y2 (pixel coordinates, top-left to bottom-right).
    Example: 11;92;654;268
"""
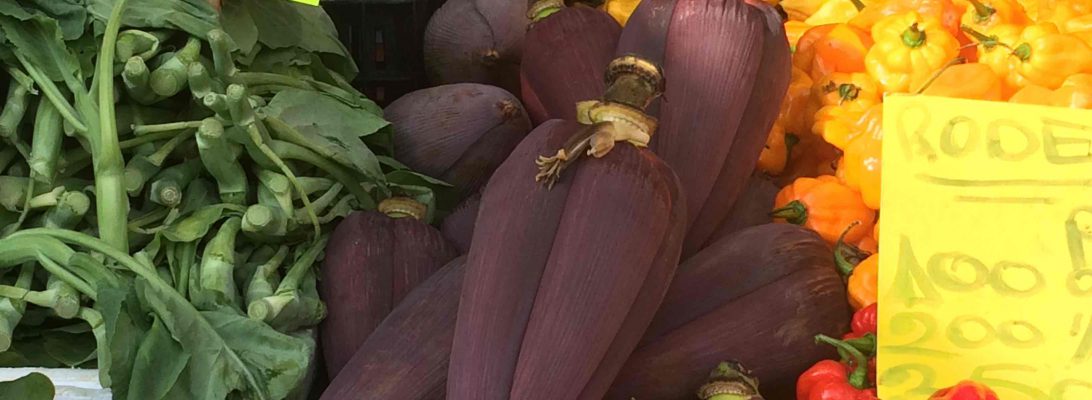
957;0;1028;30
1009;80;1092;108
780;0;828;21
1007;23;1092;89
841;104;883;210
920;62;1003;100
805;0;867;26
968;23;1023;97
1038;0;1092;29
810;73;881;149
602;0;642;26
865;12;961;93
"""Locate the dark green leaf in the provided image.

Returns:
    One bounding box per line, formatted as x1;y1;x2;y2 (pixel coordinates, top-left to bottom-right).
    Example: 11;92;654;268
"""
0;372;54;400
22;0;86;41
127;316;189;400
96;284;146;393
43;330;98;367
0;10;81;84
86;0;217;39
134;278;313;400
264;90;387;179
219;1;258;55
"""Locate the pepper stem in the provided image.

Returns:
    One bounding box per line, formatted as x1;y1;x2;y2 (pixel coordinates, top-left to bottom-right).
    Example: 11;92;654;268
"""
849;0;866;11
901;23;927;48
914;57;966;94
967;0;996;23
834;221;869;277
1012;43;1032;61
838;83;861;103
785;133;800;160
816;335;870;389
770;200;807;225
960;25;1009;50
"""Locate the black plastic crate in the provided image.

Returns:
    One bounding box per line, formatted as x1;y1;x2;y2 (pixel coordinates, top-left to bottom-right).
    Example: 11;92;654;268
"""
322;0;445;106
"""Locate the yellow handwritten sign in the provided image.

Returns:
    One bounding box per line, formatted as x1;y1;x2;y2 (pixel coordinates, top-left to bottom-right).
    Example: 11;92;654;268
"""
290;0;320;5
878;95;1092;400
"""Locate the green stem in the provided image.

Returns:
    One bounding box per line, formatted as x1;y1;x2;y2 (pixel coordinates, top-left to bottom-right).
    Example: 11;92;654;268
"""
132;120;204;136
816;334;869;389
967;0;995;23
901;23;927;48
834;221;868;277
849;0;866;11
94;0;132;253
770;200;808;225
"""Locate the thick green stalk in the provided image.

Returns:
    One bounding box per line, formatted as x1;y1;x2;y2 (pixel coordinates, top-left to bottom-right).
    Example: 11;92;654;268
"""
29;99;64;186
200;217;243;309
122;56;161;105
115;29;170;61
41;192;90;229
148;159;202;208
149;37;202;97
245;246;288;306
0;264;34;351
94;0;132;252
247;238;326;323
208;29;238;80
196;118;247;205
188;63;220;100
0;83;31;140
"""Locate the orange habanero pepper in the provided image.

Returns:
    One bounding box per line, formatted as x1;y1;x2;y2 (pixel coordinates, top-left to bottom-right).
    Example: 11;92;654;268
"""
786;21;815;50
865;12;961;93
780;67;816;137
772;175;877;245
920;62;1004;100
957;0;1029;30
758;122;799;175
851;0;965;38
845;253;879;310
794;23;875;81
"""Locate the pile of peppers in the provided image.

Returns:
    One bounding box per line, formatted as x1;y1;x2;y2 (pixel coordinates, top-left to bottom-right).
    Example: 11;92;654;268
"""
755;0;1092;394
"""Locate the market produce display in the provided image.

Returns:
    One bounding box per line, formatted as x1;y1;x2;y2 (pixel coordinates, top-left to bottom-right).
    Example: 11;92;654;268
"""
0;0;444;398
8;0;1079;396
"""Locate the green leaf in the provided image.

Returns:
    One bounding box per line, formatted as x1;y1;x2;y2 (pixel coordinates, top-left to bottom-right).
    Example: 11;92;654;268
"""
22;0;86;41
134;278;313;400
43;329;98;367
0;10;81;84
127;316;189;400
160;204;243;242
0;372;55;400
96;284;147;393
219;1;258;55
86;0;217;38
264;90;387;180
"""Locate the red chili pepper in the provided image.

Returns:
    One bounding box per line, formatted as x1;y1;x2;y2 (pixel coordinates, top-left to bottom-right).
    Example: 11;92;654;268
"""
929;380;1001;400
796;335;878;400
847;303;873;336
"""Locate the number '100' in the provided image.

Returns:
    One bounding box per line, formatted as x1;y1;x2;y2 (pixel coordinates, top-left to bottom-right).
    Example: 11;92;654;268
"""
892;235;1045;305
